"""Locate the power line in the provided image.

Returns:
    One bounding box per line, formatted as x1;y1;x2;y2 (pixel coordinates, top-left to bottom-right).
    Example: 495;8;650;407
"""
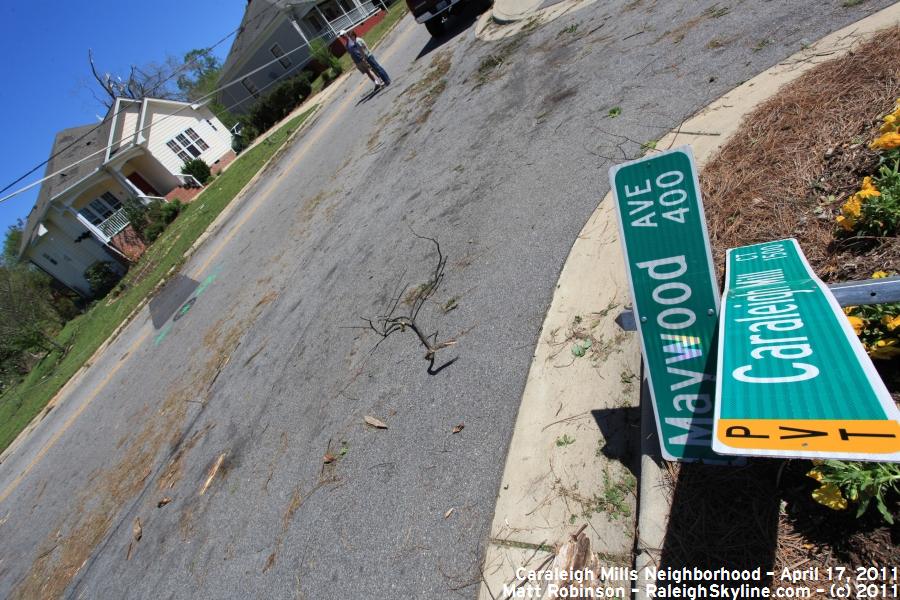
0;0;283;198
0;21;347;207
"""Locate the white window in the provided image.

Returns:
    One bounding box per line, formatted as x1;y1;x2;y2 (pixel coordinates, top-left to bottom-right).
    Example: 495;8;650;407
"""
166;127;210;163
79;191;122;225
271;43;292;69
242;77;261;99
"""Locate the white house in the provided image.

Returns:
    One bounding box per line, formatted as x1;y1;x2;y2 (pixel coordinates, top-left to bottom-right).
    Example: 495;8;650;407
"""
217;0;388;115
18;97;234;297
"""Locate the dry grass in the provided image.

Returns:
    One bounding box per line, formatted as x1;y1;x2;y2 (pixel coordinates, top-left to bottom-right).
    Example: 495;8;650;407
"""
701;26;900;283
12;293;275;597
367;51;452;150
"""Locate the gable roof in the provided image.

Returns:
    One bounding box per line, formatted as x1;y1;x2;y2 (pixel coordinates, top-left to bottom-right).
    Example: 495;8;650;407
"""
219;1;288;83
19;120;112;257
218;0;322;86
17;96;209;257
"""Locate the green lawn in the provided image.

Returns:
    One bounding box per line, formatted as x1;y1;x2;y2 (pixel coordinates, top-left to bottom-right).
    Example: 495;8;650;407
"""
311;2;410;94
0;107;317;453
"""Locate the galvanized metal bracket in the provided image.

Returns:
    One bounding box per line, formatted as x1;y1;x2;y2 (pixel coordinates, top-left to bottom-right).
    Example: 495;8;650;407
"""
615;276;900;331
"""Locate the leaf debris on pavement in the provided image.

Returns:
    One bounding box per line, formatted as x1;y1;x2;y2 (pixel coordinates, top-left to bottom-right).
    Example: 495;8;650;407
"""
452;423;464;434
364;415;388;429
200;452;227;495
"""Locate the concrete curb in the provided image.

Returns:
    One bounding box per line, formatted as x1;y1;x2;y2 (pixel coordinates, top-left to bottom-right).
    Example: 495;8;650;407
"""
474;3;900;599
477;0;595;40
628;5;900;599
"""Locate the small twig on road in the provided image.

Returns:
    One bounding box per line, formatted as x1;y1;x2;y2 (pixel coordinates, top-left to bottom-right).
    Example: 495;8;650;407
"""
361;227;459;373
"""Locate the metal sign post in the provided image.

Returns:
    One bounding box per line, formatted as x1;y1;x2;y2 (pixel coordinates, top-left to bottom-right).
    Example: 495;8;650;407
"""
714;238;900;461
610;146;724;462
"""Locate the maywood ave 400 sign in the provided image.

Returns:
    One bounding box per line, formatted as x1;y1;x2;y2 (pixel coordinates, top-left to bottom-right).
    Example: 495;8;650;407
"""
610;147;723;462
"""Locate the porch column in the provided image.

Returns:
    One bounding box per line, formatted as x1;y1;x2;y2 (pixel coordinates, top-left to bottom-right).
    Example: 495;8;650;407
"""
290;19;310;45
66;206;111;244
105;167;142;202
337;1;351;22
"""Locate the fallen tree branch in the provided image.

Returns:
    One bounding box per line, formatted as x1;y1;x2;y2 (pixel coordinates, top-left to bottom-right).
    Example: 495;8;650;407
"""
362;228;458;373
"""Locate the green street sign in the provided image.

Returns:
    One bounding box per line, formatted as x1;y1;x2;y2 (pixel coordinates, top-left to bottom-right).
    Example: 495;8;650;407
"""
610;147;724;462
714;238;900;461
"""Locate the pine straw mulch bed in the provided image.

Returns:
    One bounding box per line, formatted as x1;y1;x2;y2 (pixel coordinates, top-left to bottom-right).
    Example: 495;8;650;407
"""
657;26;900;598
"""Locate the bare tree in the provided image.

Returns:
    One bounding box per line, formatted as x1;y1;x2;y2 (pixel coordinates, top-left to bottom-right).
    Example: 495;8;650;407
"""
88;49;184;109
363;229;458;374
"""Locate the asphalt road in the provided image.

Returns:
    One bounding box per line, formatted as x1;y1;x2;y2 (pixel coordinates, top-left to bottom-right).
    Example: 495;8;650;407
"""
0;1;893;598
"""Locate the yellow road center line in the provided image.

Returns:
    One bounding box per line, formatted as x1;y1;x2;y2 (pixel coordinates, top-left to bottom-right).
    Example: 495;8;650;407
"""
0;328;152;505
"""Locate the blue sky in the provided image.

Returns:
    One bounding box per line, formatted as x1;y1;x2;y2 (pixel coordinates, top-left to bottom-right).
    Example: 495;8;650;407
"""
0;1;247;238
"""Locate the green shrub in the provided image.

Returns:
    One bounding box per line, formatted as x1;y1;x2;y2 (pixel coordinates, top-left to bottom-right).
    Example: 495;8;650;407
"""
122;197;149;235
122;198;181;243
144;222;166;243
181;158;211;185
159;200;183;224
309;39;334;70
245;72;312;135
84;262;121;298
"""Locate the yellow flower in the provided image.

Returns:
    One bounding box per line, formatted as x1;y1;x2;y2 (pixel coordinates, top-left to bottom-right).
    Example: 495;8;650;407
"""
881;114;898;134
837;194;862;230
807;469;823;482
843;305;858;315
881;314;900;332
871;132;900;150
846;315;865;335
836;215;855;231
872;271;889;279
842;195;862;218
857;177;880;199
869;338;900;360
812;483;849;511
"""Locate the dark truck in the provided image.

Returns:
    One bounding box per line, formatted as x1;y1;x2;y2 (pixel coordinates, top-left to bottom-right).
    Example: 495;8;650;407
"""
406;0;488;36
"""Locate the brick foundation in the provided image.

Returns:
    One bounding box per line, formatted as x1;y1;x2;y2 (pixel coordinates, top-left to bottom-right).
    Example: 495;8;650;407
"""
165;187;202;203
164;150;238;204
211;149;236;175
110;225;147;262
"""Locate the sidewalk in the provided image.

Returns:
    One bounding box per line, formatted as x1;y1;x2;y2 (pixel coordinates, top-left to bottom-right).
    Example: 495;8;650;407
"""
476;3;900;598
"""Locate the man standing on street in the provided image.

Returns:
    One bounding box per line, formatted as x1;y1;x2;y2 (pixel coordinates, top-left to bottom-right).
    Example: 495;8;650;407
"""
348;30;391;86
339;29;385;91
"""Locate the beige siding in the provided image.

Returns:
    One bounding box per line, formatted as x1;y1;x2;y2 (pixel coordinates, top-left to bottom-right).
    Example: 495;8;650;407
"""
69;179;130;214
143;103;233;176
109;101;142;156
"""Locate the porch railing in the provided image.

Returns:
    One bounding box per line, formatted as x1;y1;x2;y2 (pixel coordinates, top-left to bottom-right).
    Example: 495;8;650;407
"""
327;2;380;37
177;173;203;188
137;195;168;206
98;208;130;239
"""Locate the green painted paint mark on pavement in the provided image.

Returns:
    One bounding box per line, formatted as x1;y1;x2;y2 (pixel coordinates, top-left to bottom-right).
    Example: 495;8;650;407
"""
153;266;223;348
